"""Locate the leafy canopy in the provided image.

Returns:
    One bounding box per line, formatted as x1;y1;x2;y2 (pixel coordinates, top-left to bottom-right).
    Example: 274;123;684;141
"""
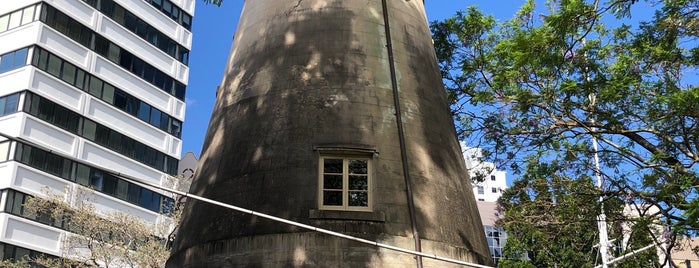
432;0;698;266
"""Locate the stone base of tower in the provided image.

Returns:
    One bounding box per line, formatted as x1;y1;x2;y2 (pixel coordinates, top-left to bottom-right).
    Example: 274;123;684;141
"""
166;232;492;267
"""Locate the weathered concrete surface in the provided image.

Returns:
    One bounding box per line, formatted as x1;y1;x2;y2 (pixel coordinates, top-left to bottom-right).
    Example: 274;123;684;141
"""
167;0;492;266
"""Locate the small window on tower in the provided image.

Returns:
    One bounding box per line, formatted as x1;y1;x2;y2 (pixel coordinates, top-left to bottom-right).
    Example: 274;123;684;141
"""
319;156;371;211
490;175;496;181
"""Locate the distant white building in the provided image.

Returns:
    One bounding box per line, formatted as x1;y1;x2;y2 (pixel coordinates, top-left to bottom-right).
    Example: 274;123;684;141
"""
462;146;507;202
461;144;508;264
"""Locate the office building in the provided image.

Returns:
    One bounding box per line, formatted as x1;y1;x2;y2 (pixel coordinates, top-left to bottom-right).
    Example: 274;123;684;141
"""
0;0;192;262
462;145;508;264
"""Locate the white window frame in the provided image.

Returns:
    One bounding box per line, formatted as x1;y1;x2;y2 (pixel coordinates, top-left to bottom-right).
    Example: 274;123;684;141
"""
318;155;372;212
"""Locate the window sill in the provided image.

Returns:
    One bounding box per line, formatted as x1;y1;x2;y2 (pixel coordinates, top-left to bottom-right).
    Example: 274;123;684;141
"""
309;209;385;222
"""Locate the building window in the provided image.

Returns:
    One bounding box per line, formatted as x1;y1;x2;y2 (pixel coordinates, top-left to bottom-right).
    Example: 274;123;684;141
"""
490;175;496;181
319;156;371;211
0;4;41;34
39;4;187;99
0;92;20;116
478;198;484;201
0;47;28;74
477;186;484;195
13;141;175;214
492;187;498;193
30;47;182;138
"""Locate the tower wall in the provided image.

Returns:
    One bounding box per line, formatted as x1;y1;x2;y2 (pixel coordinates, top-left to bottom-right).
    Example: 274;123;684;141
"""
168;0;492;266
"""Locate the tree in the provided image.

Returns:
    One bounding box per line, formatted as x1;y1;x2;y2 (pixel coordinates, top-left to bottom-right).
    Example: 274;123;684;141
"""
431;0;698;266
0;175;188;267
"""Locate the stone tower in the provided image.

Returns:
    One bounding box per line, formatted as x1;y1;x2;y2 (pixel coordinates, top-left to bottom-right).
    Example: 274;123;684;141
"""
167;0;492;267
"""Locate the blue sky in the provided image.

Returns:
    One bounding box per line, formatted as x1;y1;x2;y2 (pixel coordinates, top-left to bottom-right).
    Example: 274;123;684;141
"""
181;1;526;156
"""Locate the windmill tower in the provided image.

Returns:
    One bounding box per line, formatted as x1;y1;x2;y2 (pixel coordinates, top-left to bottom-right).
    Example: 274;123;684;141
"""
167;1;492;266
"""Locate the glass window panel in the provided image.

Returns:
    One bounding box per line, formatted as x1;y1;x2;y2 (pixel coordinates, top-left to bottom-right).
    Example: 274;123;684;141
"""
21;6;36;25
149;108;161;126
12;48;27;68
159;113;169;131
0;15;9;32
323;175;342;190
348;160;367;174
12;192;24;214
0;142;9;162
174;82;185;100
322;191;342;206
0;52;12;73
8;11;22;29
116;179;128;200
138;102;150;122
90;170;104;191
323;159;342;174
102;83;115;104
46;53;62;77
3;93;19;114
143;65;155;83
61;62;77;85
88;77;103;97
75;164;90;186
125;96;137;115
102;175;117;195
127;183;140;204
36;47;49;70
114;90;127;109
349;175;367;190
137;189;155;211
0;97;5;115
348;192;368;207
75;69;86;90
82;119;97;140
61;159;72;179
170;120;181;137
108;43;120;62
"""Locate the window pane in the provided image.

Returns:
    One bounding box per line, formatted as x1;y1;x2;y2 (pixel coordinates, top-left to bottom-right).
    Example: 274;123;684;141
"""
0;15;9;32
90;170;104;191
0;142;10;162
102;83;115;104
348;160;367;174
149;109;161;127
61;62;77;85
47;53;62;77
82;119;97;140
348;192;368;207
108;43;120;62
138;102;150;121
3;93;19;114
323;159;342;173
88;77;103;97
348;175;367;190
12;48;27;68
75;164;90;186
21;6;36;25
0;52;13;73
323;175;342;190
75;69;86;90
116;179;128;200
322;191;342;206
8;11;22;29
102;175;117;195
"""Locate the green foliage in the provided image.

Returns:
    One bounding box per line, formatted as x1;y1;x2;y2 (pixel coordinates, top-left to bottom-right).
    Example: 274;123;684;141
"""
432;0;698;266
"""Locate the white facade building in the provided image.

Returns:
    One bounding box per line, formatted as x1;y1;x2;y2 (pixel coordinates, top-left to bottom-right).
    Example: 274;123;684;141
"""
461;145;508;264
462;146;507;202
0;0;193;261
